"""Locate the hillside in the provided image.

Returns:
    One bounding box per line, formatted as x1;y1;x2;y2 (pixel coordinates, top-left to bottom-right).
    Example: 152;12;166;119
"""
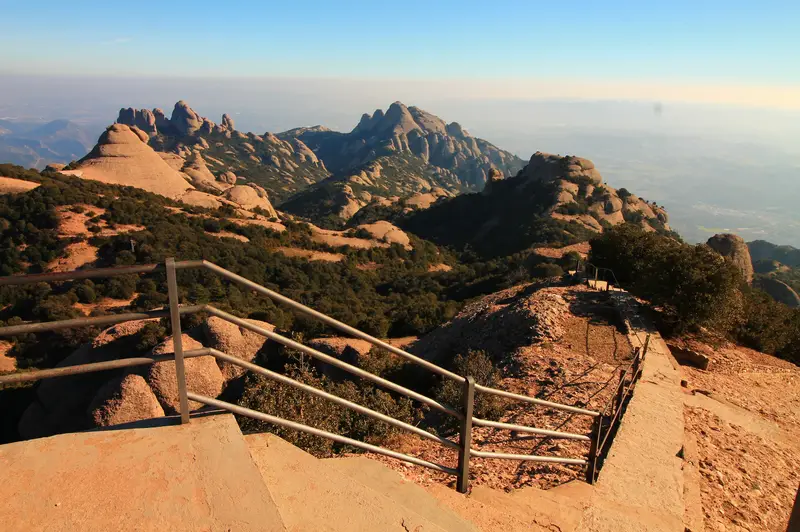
279;152;463;226
0;119;96;169
403;151;671;258
115;101;330;202
281;101;525;190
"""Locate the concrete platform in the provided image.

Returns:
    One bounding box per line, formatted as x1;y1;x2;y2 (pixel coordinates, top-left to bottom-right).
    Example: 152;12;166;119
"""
0;414;286;531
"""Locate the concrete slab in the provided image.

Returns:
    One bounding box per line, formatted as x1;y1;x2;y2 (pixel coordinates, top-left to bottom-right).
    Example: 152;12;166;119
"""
0;414;285;532
246;433;450;531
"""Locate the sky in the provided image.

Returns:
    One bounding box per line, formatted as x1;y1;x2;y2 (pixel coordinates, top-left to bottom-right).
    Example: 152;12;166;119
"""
1;1;799;246
1;1;799;108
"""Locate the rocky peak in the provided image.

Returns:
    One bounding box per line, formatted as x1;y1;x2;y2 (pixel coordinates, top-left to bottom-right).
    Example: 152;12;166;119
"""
220;113;235;131
170;100;207;136
707;233;754;284
372;101;420;136
517;152;604;186
446;122;468;138
117;108;157;136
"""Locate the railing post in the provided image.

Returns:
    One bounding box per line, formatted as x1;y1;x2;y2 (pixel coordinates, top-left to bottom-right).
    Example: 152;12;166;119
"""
166;257;190;424
457;376;475;494
642;333;651;359
587;415;602;484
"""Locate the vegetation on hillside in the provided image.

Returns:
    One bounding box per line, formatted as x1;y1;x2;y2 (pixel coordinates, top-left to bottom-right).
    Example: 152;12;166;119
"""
589;225;800;364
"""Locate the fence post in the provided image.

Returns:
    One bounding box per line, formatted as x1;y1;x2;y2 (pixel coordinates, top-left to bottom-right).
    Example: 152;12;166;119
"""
586;415;602;484
457;376;475;494
642;333;651;360
166;257;190;424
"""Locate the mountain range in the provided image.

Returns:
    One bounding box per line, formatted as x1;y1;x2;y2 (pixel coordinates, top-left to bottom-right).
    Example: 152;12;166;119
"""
0;119;96;169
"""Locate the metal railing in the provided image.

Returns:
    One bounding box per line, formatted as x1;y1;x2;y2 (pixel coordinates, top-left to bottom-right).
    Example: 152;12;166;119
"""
0;259;602;493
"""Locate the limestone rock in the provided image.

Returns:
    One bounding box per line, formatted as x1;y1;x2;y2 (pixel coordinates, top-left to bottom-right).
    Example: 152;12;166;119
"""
44;163;66;172
707;234;754;284
220;113;235;131
223;185;278;218
170;100;204;136
356;221;411;249
182;151;227;192
219;170;238;185
68;124;194;200
307;337;373;379
145;334;225;413
117;108;157;135
88;374;164;427
202;317;274;379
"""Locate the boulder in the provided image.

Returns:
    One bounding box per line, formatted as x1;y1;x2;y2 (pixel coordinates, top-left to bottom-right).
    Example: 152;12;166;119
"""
202;317;274;379
170;100;204;136
220;113;235;131
223;185;278;218
145;334;225;413
355;221;411;249
219;170;238;185
44;163;66;172
307;337;374;380
182;151;228;192
17;401;54;440
88;374;165;427
707;234;754;284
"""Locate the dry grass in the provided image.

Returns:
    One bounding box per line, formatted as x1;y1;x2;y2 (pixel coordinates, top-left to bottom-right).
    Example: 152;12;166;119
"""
276;247;344;262
0;177;40;195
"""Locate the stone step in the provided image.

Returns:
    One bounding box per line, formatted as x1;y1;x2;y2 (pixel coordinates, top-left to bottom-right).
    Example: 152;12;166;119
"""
245;433;464;531
0;414;286;531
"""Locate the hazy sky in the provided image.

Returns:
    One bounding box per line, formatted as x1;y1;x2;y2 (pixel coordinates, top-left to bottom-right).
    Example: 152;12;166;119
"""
1;1;799;109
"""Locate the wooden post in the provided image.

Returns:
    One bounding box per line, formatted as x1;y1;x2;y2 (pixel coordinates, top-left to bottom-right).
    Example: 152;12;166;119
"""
788;483;800;531
586;415;602;484
457;376;475;494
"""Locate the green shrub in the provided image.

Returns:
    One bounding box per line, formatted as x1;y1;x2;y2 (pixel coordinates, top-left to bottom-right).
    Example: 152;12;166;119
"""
435;350;505;430
531;263;564;279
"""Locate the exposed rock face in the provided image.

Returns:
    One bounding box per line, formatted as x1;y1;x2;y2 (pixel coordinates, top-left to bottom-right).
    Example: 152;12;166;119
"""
44;163;66;172
145;334;225;413
220;113;235;131
306;337;373;380
117;108;157;136
170;100;205;136
286;101;525;190
182;151;229;192
223;185;278;218
203;317;273;379
66;124;194;199
707;234;754;284
356;221;411;250
482;168;503;195
89;374;165;427
518;152;603;185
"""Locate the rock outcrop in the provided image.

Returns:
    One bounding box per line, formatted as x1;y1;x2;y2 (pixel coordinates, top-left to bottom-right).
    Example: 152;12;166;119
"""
284;101;525;190
202;317;273;379
89;374;165;427
67;123;279;217
707;234;754;284
66;124;194;199
146;334;225;413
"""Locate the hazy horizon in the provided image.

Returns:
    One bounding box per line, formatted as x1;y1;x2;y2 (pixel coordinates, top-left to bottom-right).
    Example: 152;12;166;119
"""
1;1;798;247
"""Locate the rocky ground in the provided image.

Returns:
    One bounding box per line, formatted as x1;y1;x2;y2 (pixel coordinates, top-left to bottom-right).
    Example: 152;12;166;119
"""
680;340;800;531
353;283;633;492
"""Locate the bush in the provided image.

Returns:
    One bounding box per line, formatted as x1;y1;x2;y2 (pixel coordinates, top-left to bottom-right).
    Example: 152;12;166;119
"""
434;350;505;430
75;282;97;304
590;224;743;333
531;263;564;279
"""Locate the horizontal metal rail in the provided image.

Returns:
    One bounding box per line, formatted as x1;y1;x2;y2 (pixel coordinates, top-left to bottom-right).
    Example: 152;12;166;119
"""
0;263;165;286
188;392;459;476
0;347;210;385
200;260;466;383
204;305;463;419
205;348;459;450
471;417;592;441
475;384;599;417
470;449;587;466
0;306;203;337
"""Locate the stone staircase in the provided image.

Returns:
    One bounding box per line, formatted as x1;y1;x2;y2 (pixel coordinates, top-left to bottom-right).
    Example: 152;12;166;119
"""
0;411;591;532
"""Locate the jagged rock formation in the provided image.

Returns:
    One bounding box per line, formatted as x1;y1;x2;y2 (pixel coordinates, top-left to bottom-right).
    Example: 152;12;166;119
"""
707;234;754;284
403;152;670;258
65;124;279;217
281;101;525;190
116;101;329;202
280;153;461;222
